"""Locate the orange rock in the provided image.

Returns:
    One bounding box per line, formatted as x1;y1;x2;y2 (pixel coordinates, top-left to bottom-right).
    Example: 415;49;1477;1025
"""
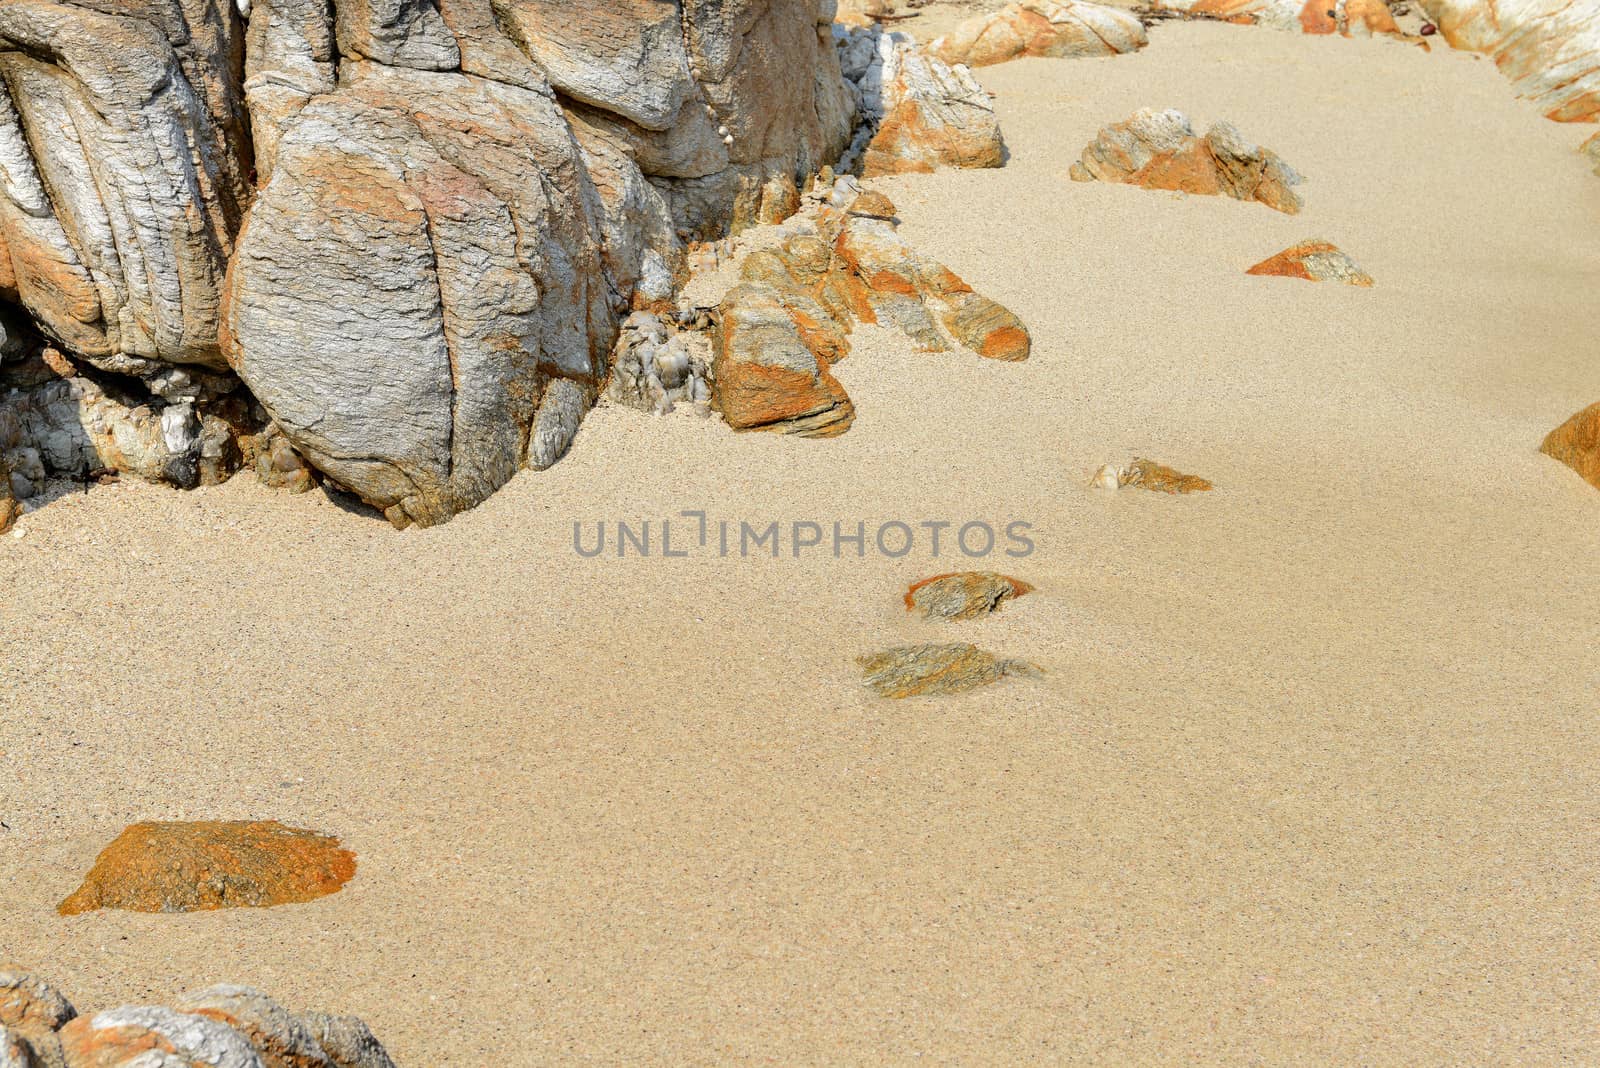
1071;109;1304;214
858;643;1042;697
0;970;76;1034
713;283;855;437
862;43;1005;178
905;572;1035;620
58;821;356;915
1161;0;1402;34
1246;239;1375;285
929;1;1148;68
1540;401;1600;491
1418;0;1600;121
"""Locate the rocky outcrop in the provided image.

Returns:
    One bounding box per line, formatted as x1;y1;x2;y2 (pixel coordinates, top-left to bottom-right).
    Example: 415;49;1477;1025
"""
858;643;1042;697
905;571;1035;620
711;178;1029;435
1069;108;1304;213
0;970;394;1068
1246;240;1374;285
1416;0;1600;122
834;25;1006;177
1151;0;1403;36
1091;458;1214;493
1540;401;1600;491
929;1;1149;67
58;821;356;915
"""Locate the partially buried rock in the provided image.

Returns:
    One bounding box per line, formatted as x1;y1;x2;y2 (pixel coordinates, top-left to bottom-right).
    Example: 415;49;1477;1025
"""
858;643;1042;697
1069;109;1304;214
1093;459;1214;493
905;572;1035;620
0;970;76;1034
1539;401;1600;491
1246;240;1374;286
57;1006;264;1068
58;821;356;916
929;0;1149;67
1583;132;1600;175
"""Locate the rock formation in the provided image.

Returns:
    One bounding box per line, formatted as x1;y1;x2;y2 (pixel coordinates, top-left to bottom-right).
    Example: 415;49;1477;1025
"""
58;821;356;915
834;25;1007;177
710;178;1029;436
929;1;1149;67
1150;0;1403;37
0;969;395;1068
1246;240;1375;285
1091;458;1215;493
904;572;1034;620
857;643;1042;697
1415;0;1600;122
1069;108;1305;214
1540;401;1600;491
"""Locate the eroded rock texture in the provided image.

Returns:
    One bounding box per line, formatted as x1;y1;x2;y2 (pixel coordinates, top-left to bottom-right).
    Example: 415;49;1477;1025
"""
58;821;356;915
1417;0;1600;122
1246;239;1374;285
0;971;394;1068
711;178;1029;436
929;0;1149;67
1151;0;1403;36
1069;108;1304;213
858;642;1042;697
905;571;1034;620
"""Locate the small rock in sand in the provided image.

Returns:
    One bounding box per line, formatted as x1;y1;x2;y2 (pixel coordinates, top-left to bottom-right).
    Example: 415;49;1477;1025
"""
858;643;1042;697
1093;459;1214;493
904;572;1035;620
1246;240;1374;286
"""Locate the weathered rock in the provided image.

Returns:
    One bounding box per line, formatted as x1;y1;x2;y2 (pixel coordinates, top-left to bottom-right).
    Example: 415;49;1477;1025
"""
0;453;15;534
0;1025;36;1068
905;572;1035;620
606;311;716;418
1584;131;1600;173
172;988;332;1068
1416;0;1600;121
1069;108;1304;214
857;643;1042;697
929;1;1149;67
0;0;249;375
1540;401;1600;491
709;178;1029;434
57;1007;264;1068
862;33;1006;176
58;821;356;915
296;1015;394;1068
1246;240;1374;285
1093;458;1214;493
1151;0;1403;36
0;971;75;1036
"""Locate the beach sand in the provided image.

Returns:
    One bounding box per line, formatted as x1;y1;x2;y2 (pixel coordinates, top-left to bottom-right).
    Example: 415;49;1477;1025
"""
4;22;1600;1064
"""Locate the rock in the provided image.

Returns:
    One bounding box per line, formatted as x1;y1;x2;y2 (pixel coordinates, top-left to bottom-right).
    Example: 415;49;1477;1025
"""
1151;0;1403;36
1583;131;1600;174
1539;401;1600;491
862;33;1006;176
0;1025;36;1068
0;0;248;373
0;455;15;535
1069;108;1304;214
929;1;1149;67
857;643;1042;697
904;572;1035;620
527;378;594;470
1246;240;1375;285
172;987;332;1068
57;821;356;916
1416;0;1600;121
709;177;1029;434
1096;458;1214;493
57;1007;264;1068
0;971;75;1035
836;0;894;28
296;1015;395;1068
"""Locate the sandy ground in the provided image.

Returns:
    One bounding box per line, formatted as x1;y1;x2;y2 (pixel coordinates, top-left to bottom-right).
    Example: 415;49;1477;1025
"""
4;22;1600;1066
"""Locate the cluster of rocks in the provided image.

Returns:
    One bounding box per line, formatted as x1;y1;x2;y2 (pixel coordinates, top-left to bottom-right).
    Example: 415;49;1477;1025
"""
859;571;1041;698
1070;108;1305;214
605;311;717;419
710;175;1030;437
928;0;1150;67
0;969;394;1068
58;821;356;916
1415;0;1599;123
1247;240;1375;285
1148;0;1406;38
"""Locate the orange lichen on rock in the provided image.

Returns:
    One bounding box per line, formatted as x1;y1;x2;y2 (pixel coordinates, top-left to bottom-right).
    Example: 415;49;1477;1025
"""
1070;108;1304;214
1246;240;1375;285
1161;0;1402;35
58;821;357;915
1417;0;1600;121
928;1;1149;68
1539;401;1600;491
861;42;1006;178
905;572;1035;620
1123;458;1214;493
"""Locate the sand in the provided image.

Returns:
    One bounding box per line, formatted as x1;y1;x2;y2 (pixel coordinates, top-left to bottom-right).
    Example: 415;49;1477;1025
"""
4;22;1600;1065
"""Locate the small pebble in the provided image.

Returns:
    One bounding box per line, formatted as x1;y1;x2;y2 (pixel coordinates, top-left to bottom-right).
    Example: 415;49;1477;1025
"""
1420;21;1436;34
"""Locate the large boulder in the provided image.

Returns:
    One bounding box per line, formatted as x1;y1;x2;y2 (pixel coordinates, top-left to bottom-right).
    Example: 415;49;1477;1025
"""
1069;107;1304;214
853;30;1006;177
929;0;1149;67
1416;0;1600;121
